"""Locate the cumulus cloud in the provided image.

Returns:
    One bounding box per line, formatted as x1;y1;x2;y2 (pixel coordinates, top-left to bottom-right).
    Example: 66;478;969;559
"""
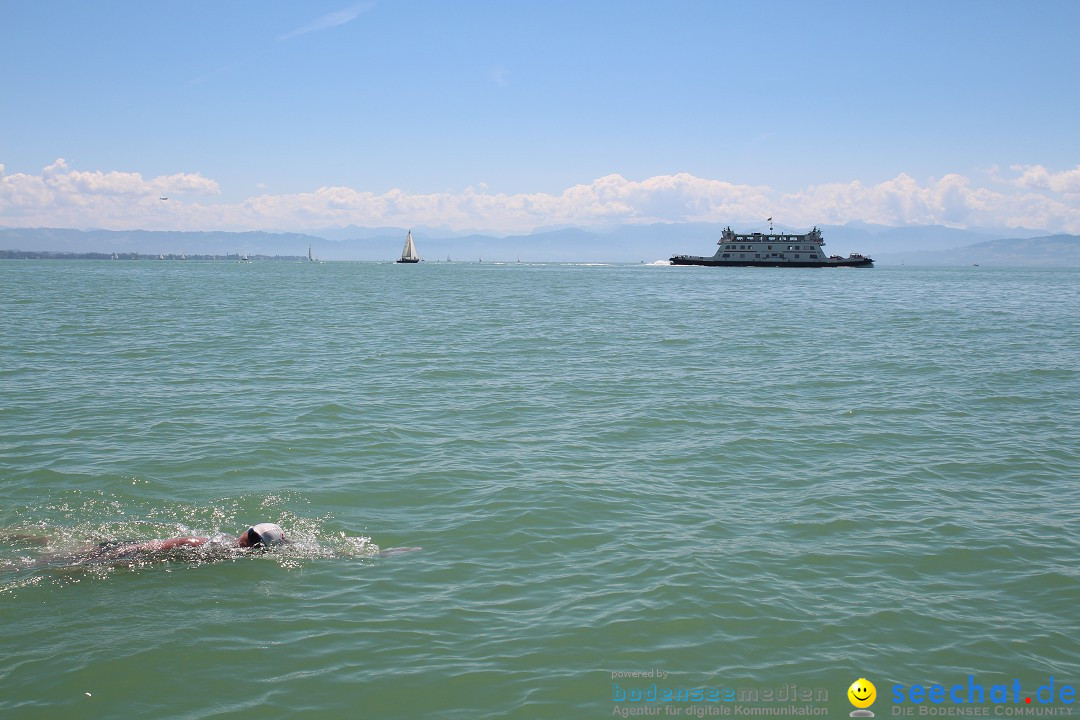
0;159;220;227
3;160;1080;234
32;158;219;198
775;172;1080;232
221;174;771;232
1011;164;1080;194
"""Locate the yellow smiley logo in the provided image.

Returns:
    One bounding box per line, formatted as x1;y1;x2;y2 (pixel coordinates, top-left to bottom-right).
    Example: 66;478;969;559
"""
848;678;877;709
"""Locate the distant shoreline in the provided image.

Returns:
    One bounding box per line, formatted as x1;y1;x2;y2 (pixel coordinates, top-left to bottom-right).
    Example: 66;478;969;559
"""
0;250;307;261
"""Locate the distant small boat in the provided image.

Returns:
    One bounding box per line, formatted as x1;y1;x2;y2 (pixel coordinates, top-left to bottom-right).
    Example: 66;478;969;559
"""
397;230;421;263
308;244;316;262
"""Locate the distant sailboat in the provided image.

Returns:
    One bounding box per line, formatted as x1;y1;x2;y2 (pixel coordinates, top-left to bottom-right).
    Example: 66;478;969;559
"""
397;230;421;263
308;244;315;262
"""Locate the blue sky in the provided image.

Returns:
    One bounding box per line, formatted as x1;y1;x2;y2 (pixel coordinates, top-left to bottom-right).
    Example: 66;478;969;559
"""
2;0;1079;234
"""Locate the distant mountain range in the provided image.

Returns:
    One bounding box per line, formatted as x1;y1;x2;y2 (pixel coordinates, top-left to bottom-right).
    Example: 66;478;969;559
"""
1;224;1078;266
874;234;1080;266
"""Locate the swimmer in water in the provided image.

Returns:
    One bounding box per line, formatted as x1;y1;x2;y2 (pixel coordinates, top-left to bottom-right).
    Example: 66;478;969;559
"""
98;522;288;558
5;524;421;572
18;523;288;569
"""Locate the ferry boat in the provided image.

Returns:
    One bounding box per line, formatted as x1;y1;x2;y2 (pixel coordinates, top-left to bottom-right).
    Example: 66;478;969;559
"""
670;225;873;268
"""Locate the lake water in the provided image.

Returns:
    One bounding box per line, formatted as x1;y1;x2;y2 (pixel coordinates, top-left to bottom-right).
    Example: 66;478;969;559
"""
2;260;1078;719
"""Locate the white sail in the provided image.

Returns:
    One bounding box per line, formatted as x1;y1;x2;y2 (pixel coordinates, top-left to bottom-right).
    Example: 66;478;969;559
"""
400;231;420;261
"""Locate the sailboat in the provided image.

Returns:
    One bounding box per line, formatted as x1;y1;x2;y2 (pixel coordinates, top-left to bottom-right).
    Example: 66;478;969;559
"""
308;244;315;262
397;230;421;263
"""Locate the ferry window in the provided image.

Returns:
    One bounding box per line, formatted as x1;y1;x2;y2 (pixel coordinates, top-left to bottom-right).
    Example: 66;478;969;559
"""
721;254;730;258
767;245;772;250
794;254;800;258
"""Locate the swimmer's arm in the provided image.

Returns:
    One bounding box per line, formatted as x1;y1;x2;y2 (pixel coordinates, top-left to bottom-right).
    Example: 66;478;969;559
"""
148;537;211;551
108;537;210;555
22;536;212;568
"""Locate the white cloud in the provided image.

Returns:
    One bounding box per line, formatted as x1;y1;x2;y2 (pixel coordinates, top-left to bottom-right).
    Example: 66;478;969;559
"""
277;2;375;40
1011;164;1080;194
0;159;220;227
776;172;1080;232
33;158;219;198
3;160;1080;234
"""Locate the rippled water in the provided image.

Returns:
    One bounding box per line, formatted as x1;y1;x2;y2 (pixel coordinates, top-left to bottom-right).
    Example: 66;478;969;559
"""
2;260;1078;719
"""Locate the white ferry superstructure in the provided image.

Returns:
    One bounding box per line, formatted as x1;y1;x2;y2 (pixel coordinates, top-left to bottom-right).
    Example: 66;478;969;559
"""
670;226;873;268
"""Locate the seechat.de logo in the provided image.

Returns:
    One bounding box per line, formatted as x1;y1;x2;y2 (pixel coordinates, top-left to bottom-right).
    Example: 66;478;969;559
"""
849;678;877;717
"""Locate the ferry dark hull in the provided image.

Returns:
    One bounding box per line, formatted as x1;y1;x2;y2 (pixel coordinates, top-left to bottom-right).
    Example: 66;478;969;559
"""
669;256;873;268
